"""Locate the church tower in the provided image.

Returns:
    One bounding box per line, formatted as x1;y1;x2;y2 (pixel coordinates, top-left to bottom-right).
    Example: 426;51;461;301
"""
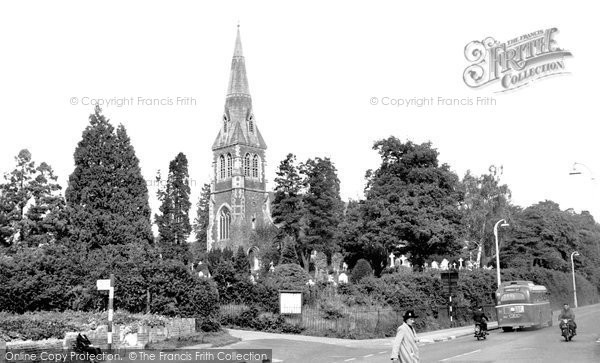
207;27;270;252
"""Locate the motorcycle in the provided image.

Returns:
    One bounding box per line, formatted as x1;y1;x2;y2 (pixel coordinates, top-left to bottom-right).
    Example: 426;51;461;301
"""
474;322;488;340
560;319;574;341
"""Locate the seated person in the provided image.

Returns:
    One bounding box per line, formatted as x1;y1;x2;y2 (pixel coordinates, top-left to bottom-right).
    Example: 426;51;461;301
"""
472;306;488;331
558;303;577;335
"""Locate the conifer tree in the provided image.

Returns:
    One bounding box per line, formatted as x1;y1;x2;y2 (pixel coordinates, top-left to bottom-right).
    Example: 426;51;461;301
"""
0;149;66;246
234;245;250;274
272;154;305;241
192;183;212;247
280;236;299;265
65;106;153;248
155;153;192;245
301;157;343;260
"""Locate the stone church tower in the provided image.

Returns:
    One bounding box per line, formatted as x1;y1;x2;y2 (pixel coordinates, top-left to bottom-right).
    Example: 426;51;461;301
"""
207;27;272;253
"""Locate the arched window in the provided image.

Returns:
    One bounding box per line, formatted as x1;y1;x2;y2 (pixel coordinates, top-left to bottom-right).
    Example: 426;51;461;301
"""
219;155;225;180
244;153;251;177
226;153;232;178
252;154;259;178
219;207;231;240
223;114;228;132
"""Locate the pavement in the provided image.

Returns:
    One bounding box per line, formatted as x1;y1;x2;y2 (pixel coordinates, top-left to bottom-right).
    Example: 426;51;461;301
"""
222;322;499;349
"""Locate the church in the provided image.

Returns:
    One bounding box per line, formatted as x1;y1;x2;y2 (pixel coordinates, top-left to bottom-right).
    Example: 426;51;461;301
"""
206;27;274;257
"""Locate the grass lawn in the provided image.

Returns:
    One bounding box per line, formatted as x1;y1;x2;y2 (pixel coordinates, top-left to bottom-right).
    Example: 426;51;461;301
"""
145;330;240;349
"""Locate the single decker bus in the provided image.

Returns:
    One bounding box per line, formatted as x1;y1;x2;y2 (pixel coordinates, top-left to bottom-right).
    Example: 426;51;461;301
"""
495;280;553;332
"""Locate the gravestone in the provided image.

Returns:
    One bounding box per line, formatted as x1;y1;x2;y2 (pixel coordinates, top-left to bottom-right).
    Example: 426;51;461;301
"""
440;259;449;270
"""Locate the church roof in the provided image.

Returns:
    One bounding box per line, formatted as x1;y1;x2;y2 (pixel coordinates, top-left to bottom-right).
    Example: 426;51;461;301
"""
213;26;267;151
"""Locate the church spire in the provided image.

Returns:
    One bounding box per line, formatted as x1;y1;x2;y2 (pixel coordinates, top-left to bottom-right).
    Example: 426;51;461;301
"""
213;26;267;151
227;25;249;96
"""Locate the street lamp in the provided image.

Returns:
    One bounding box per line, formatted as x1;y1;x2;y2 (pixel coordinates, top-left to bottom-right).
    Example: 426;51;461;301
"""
568;163;600;257
571;251;580;308
494;219;510;288
569;162;595;181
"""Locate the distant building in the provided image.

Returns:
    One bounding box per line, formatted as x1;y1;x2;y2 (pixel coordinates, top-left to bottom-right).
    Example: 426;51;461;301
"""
207;27;273;259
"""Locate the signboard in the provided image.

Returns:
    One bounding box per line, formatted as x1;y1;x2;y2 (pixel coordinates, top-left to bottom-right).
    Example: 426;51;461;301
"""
440;271;459;288
279;290;302;314
96;279;111;290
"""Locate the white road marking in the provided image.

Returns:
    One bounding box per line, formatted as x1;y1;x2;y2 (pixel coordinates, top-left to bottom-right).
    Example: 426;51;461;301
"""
439;349;481;362
344;359;356;362
363;354;374;357
378;351;387;354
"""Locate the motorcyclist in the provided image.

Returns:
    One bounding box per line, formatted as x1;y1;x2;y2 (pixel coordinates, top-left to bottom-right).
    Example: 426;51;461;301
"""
558;303;577;336
472;306;488;332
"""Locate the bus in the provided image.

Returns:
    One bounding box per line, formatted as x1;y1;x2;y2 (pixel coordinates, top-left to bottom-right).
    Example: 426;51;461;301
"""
495;280;553;332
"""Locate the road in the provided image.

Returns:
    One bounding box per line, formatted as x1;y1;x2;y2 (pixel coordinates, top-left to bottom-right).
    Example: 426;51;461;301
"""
226;304;600;362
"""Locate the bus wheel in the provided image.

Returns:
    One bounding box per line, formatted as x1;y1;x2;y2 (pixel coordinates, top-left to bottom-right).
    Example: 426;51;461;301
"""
502;327;513;332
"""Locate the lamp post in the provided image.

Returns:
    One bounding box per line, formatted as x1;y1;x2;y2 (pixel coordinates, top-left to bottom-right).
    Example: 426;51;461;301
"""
569;162;595;180
494;219;510;288
571;251;580;308
568;163;600;257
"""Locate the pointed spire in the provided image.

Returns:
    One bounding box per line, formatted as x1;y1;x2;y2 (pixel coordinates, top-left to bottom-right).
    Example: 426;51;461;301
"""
233;24;243;58
227;25;249;96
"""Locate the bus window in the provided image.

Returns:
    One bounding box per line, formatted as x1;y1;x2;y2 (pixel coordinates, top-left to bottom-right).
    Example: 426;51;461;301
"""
500;292;527;303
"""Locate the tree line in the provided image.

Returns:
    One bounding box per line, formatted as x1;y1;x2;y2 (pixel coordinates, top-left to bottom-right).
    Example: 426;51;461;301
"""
1;106;599;308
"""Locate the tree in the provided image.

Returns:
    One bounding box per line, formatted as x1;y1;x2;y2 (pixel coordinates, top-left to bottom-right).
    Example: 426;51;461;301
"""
301;157;343;261
192;183;212;246
65;106;153;248
338;200;366;269
155;153;192;245
280;236;299;264
461;166;512;267
501;201;577;270
271;154;305;241
0;149;67;246
361;137;464;272
234;245;250;274
312;251;328;279
331;252;344;273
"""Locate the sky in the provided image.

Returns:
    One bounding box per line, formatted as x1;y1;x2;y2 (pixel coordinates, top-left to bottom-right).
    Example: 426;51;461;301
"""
1;1;599;227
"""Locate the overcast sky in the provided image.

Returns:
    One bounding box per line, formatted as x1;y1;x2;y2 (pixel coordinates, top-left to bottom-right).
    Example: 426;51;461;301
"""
1;1;599;226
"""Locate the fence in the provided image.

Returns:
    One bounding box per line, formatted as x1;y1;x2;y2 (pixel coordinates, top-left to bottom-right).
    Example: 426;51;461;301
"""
220;304;497;338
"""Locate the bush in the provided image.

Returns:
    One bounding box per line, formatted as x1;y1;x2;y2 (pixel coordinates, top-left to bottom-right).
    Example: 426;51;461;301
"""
265;263;311;291
350;259;373;283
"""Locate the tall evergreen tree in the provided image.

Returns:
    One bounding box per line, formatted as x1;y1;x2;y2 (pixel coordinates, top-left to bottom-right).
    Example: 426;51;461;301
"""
338;199;366;269
65;106;153;248
301;157;343;261
234;245;250;274
280;236;299;265
155;153;192;245
192;183;212;246
0;149;66;246
362;137;464;272
271;154;305;241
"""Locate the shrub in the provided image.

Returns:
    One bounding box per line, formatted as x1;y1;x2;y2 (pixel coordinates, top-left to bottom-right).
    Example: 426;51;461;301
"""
350;259;372;283
265;263;310;291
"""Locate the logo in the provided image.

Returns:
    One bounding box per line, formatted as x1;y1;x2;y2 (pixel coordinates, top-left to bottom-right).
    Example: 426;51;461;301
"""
463;28;572;92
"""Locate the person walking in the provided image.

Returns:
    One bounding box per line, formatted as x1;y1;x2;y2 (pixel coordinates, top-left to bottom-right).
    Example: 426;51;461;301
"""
391;310;420;362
